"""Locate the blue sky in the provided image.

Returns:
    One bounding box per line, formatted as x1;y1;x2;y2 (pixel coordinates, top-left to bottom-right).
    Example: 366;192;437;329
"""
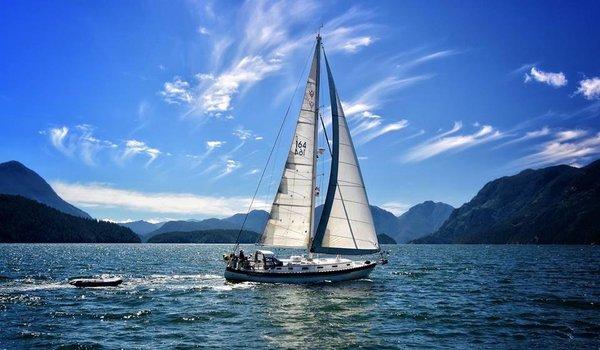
1;0;599;222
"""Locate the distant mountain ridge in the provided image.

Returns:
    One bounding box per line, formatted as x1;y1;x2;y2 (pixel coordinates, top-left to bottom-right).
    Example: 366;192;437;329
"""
395;201;454;243
0;160;90;218
144;210;268;241
414;160;600;244
0;194;139;243
119;220;164;240
145;203;450;244
148;229;261;244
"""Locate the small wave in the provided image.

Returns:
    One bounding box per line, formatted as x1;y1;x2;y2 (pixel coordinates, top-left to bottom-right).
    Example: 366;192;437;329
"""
56;342;103;350
391;271;428;278
533;297;598;310
1;281;72;292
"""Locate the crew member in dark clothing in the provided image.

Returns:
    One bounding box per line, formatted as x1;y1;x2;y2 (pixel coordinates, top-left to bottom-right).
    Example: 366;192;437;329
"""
238;250;246;268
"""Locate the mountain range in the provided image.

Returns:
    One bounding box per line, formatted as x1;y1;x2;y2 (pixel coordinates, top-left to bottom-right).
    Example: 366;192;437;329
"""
0;161;90;218
414;160;600;244
6;158;597;245
0;194;139;243
136;202;453;243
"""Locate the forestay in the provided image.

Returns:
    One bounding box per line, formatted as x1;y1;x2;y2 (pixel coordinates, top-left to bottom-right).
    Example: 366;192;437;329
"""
260;38;320;248
311;52;379;255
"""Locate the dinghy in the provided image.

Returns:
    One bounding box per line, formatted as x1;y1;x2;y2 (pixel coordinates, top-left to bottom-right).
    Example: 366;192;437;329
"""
69;277;123;288
224;34;386;284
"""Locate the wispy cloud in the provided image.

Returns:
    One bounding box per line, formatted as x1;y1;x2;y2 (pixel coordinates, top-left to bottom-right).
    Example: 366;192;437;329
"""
122;140;161;166
233;126;259;141
509;62;538;76
186;140;226;167
246;168;260;175
511;130;600;169
358;120;409;145
163;1;379;118
495;126;551;148
200;56;282;113
216;159;242;179
380;201;411;216
159;76;194;104
336;74;431;145
576;77;600;100
403;122;504;162
396;49;459;71
524;67;567;88
41;125;117;166
340;36;374;53
51;181;268;217
47;126;70;155
197;26;210;35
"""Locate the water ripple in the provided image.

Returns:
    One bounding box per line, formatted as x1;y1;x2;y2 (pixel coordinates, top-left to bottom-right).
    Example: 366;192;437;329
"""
0;244;598;349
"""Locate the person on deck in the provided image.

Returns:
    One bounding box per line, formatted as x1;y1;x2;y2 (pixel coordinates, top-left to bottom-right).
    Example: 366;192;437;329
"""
238;250;246;269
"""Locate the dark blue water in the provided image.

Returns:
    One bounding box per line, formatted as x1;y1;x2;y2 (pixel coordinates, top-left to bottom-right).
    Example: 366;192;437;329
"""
0;244;598;349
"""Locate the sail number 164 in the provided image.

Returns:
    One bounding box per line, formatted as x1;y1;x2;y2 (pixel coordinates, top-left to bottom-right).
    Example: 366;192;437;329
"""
294;139;307;156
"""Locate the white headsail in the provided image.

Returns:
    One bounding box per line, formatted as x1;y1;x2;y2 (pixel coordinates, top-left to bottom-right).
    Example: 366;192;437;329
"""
311;52;379;255
260;38;321;248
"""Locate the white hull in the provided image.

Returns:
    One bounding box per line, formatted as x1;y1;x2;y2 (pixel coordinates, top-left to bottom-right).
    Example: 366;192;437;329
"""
225;253;377;284
225;264;375;284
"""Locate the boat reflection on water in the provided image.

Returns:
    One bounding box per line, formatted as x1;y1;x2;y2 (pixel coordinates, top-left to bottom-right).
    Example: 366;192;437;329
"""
250;275;381;349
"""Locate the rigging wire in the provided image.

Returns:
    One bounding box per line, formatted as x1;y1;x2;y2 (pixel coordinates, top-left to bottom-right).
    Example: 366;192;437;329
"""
231;39;316;254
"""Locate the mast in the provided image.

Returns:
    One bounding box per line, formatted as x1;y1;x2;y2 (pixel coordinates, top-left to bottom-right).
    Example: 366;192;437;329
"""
307;34;321;253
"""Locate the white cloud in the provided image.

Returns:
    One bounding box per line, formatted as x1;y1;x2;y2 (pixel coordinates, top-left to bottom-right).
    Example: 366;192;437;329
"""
42;124;117;166
512;131;600;169
233;126;259;141
358;120;409;145
195;73;214;81
160;76;194;105
164;1;379;117
187;140;226;167
335;74;431;147
48;126;70;155
122;139;161;166
496;126;551;148
524;67;567;88
216;159;241;179
202;56;281;113
197;26;210;35
351;113;382;137
404;122;503;162
51;181;268;217
340;36;373;53
555;129;587;142
380;201;411;216
344;75;433;117
576;77;600;100
206;140;225;150
397;50;459;70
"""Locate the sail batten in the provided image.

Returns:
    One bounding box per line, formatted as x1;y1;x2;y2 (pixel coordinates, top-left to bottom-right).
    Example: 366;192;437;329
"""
310;50;380;255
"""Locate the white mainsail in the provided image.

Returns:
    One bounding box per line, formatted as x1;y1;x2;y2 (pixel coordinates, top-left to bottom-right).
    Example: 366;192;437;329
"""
311;52;379;254
260;38;320;248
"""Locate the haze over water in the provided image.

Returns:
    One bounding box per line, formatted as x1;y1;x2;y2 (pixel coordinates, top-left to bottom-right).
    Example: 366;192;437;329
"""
1;244;598;349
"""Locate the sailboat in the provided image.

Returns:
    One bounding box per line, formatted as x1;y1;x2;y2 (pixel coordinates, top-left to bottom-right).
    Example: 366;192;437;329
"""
224;34;386;284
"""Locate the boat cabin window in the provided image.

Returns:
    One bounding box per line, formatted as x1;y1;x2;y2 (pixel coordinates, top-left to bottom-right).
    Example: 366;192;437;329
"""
301;267;309;270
